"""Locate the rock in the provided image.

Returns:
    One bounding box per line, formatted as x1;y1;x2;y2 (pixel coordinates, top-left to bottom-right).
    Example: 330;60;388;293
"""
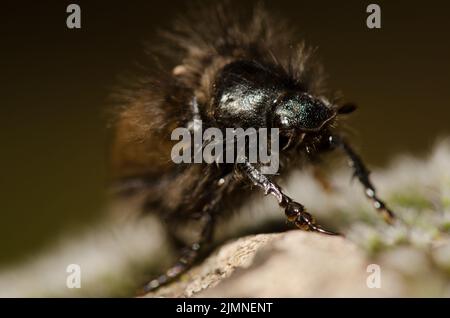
145;231;405;297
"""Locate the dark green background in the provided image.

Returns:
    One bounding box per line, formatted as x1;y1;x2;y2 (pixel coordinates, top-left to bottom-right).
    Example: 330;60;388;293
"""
1;0;449;266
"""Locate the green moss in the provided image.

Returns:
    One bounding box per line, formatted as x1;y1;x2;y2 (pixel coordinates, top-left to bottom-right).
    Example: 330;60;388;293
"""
364;234;385;255
389;192;433;210
442;197;450;209
440;221;450;233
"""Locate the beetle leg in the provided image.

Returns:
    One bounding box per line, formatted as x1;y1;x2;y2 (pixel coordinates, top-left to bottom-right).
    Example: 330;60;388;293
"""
330;135;396;223
141;213;215;294
141;173;233;294
238;161;339;235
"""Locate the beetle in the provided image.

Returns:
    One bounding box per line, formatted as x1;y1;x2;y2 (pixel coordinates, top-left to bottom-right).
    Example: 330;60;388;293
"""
109;3;395;292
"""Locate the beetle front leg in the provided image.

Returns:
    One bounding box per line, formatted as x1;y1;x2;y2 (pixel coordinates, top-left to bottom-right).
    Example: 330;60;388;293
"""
330;135;396;223
238;161;338;235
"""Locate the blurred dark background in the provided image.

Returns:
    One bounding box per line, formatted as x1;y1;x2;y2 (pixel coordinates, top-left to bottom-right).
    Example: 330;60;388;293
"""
1;0;449;267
